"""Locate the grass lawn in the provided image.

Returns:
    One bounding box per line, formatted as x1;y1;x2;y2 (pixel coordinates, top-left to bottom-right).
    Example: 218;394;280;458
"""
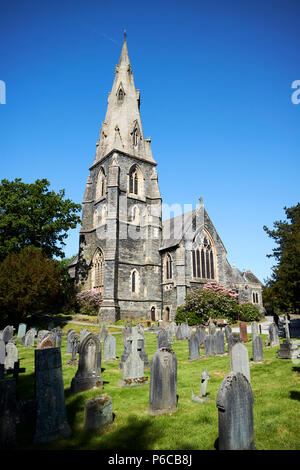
14;326;300;450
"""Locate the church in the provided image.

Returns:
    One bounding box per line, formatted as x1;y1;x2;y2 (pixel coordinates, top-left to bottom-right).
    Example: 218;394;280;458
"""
68;37;263;322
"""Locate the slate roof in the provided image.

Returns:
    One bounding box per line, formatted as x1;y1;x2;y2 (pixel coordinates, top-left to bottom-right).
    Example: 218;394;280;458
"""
160;210;194;251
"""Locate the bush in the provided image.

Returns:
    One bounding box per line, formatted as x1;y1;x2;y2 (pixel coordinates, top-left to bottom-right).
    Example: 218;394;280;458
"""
76;289;102;316
238;302;261;322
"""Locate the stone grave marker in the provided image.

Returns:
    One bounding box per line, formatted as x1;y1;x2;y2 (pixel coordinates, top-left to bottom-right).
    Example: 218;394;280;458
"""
188;333;200;361
99;324;108;343
22;329;36;348
71;333;103;393
148;348;177;415
52;327;63;348
84;394;113;431
215;330;226;355
34;347;71;443
0;377;17;449
283;316;291;340
4;343;18;370
227;332;242;353
192;369;211;403
165;325;174;346
181;323;190;339
204;335;215;356
66;329;76;354
277;339;299;359
252;336;263;363
38;335;55;350
230;342;251;384
216;372;255;450
122;325;132;343
175;324;184;341
103;335;117;361
195;326;206;346
119;326;149;369
208;322;216;336
80;328;90;343
239;321;248;343
119;328;148;387
0;340;5;365
157;329;171;349
37;330;50;348
251;321;259;342
17;323;27;339
2;326;14;344
269;323;280;347
224;325;232;344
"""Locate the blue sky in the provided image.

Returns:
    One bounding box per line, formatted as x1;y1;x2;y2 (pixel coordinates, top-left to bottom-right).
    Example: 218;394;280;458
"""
0;0;299;284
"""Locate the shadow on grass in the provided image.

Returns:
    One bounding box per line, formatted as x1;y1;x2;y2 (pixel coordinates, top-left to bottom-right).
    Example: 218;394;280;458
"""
290;391;300;401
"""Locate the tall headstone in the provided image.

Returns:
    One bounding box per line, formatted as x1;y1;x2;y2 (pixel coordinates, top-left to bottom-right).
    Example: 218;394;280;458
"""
17;323;27;339
252;336;263;363
103;335;117;361
216;372;255;450
0;378;17;449
215;330;225;355
175;324;184;341
120;328;147;386
195;326;206;346
66;329;76;354
71;333;103;393
239;321;248;343
4;343;18;370
230;342;251;384
188;333;200;361
283;316;291;340
224;325;232;344
34;347;71;444
148;348;177;415
251;322;259;342
157;329;171;349
99;324;108;343
204;335;215;356
227;332;242;353
119;326;149;369
269;323;280;347
208;322;216;336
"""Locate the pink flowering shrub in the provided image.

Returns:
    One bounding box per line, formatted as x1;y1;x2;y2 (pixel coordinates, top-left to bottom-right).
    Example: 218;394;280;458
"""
76;289;102;315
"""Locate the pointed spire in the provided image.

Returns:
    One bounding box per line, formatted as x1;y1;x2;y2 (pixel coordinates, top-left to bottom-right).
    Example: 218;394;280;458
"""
93;34;156;165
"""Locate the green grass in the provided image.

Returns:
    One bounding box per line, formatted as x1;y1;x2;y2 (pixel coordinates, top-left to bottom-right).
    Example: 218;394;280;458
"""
14;329;300;450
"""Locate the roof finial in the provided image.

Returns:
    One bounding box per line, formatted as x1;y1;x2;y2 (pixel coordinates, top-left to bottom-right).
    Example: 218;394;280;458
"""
199;197;204;206
124;29;127;41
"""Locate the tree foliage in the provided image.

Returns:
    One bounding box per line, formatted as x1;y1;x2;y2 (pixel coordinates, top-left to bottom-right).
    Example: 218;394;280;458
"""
0;178;81;262
0;247;63;324
263;203;300;314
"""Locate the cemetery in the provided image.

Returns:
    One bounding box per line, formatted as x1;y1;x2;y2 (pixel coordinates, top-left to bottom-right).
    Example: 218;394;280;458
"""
0;317;299;450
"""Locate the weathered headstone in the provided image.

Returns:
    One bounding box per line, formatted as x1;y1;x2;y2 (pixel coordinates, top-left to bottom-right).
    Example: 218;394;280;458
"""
195;326;206;346
66;329;76;354
34;347;71;444
119;326;149;369
0;340;5;365
208;322;216;336
37;330;50;348
148;348;177;415
224;325;232;343
103;335;117;361
239;321;248;343
215;330;226;355
17;323;27;339
157;329;171;349
252;336;263;363
22;329;35;348
269;323;280;347
0;378;17;449
71;333;103;393
165;325;174;346
251;321;259;342
192;370;211;403
66;333;80;366
175;324;184;341
216;372;255;450
204;335;215;356
230;342;251;384
277;339;299;359
119;328;148;387
80;328;90;343
227;332;242;353
38;335;55;350
181;323;190;339
52;327;63;348
122;325;132;343
84;394;113;430
4;343;18;370
188;333;200;361
283;316;291;340
2;326;14;344
99;324;108;343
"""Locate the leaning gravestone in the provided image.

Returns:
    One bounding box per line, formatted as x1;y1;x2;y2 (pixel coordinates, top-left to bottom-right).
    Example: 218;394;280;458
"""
103;335;117;361
84;394;113;431
0;377;17;449
34;347;71;444
148;348;177;415
157;329;171;350
216;372;255;450
252;336;263;363
204;335;215;356
71;333;103;393
17;323;27;340
4;343;18;370
215;330;226;355
188;333;200;361
230;342;251;384
269;323;280;347
239;322;248;343
2;326;14;344
22;329;35;348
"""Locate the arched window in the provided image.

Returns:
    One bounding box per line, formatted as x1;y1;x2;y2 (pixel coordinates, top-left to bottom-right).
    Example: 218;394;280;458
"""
92;249;104;293
133;127;139;146
192;232;215;280
96;168;106;200
129;165;143;196
131;269;139;294
129;205;140;224
118;88;124;102
163;253;173;281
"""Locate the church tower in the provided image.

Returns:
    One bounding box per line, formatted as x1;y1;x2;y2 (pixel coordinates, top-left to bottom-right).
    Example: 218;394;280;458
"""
75;36;162;322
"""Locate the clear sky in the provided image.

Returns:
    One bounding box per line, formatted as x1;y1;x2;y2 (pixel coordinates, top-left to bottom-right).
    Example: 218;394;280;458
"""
0;0;299;284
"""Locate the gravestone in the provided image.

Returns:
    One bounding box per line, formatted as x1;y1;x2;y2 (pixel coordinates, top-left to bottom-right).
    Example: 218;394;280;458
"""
119;326;149;369
80;328;90;343
227;332;242;353
4;343;18;370
165;325;174;346
38;335;55;350
195;326;206;346
148;348;177;415
204;335;215;356
103;335;117;361
239;322;248;343
175;324;184;341
277;339;299;359
181;323;190;339
188;333;200;361
119;328;148;387
157;329;171;349
52;327;63;348
99;324;108;343
252;336;263;363
230;342;251;384
208;322;216;336
224;325;232;343
251;322;259;342
37;330;50;348
17;323;27;339
215;330;225;355
122;325;132;343
84;394;113;430
2;326;14;344
34;347;71;444
67;333;80;366
0;378;17;449
192;370;211;403
71;333;103;393
22;329;35;348
283;316;291;340
269;323;280;347
66;329;76;354
216;372;255;450
0;340;5;365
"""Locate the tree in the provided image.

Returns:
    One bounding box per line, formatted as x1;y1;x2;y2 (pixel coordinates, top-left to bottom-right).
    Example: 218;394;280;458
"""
263;203;300;314
0;247;63;324
0;178;81;262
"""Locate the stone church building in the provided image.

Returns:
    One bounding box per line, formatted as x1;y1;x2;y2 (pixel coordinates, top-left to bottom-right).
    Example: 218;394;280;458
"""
69;38;263;322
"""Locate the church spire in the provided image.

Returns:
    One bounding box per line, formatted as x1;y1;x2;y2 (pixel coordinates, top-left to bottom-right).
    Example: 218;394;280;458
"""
93;34;155;165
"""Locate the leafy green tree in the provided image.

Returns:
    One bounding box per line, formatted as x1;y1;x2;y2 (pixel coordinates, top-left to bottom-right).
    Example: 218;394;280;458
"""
0;178;81;262
263;203;300;314
0;247;62;324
